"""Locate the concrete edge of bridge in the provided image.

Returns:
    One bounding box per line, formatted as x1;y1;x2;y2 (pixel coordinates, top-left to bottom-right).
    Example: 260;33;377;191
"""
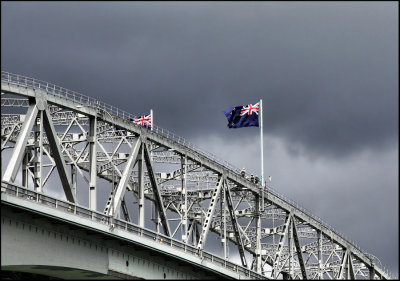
1;190;266;280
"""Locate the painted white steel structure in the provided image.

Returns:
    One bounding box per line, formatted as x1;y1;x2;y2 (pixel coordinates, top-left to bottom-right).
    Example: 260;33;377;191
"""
1;71;392;279
1;182;261;280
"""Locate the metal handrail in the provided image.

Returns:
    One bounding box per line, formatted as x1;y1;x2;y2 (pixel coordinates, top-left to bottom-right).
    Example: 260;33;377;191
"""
1;181;265;279
1;71;241;172
1;71;392;279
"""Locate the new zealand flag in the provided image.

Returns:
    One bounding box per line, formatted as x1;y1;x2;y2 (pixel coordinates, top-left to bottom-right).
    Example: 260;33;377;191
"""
223;102;259;128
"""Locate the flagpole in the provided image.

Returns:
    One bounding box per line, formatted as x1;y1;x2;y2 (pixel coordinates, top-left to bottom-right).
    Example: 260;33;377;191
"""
255;99;264;273
150;109;153;131
260;99;264;210
149;108;159;232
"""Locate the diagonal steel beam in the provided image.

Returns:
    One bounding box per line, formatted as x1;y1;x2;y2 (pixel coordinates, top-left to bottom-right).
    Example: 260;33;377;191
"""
143;140;171;237
291;216;308;279
41;146;55;187
271;214;291;279
42;108;76;203
347;252;355;280
338;249;349;279
120;198;131;222
186;218;195;244
225;180;248;268
1;123;19;151
197;175;224;250
106;137;141;218
61;143;90;186
3;102;38;183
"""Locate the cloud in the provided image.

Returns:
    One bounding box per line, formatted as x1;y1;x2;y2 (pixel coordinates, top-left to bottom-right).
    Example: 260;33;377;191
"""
1;2;397;159
1;1;398;277
192;134;398;277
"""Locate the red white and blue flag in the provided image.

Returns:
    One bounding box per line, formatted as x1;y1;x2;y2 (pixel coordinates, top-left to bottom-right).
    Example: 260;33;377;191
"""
223;102;259;128
131;113;152;129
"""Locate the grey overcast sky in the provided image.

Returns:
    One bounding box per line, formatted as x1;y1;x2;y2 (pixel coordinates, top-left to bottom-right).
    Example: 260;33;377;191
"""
1;1;398;277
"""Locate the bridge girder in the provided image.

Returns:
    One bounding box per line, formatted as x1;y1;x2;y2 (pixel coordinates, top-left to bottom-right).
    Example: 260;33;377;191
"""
1;72;392;280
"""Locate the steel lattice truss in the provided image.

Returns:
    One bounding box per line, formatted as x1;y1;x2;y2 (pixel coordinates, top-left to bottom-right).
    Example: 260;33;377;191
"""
1;71;392;279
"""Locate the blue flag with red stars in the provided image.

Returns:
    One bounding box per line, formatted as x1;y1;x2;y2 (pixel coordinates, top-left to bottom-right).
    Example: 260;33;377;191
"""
223;102;259;128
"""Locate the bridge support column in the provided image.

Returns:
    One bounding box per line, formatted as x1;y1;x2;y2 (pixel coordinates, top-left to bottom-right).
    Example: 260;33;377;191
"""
347;252;355;280
282;272;290;279
89;116;97;211
369;265;376;280
220;181;227;259
138;144;145;228
255;194;262;273
318;229;323;279
181;155;188;243
338;249;355;279
22;149;30;188
71;165;77;198
152;203;160;233
33;110;43;192
288;216;293;278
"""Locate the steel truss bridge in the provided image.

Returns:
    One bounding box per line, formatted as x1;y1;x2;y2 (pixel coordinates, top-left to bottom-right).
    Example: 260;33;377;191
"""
1;71;392;279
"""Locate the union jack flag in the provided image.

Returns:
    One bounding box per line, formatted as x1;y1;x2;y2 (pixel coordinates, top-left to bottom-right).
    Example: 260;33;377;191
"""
240;102;259;117
131;113;152;129
223;102;259;128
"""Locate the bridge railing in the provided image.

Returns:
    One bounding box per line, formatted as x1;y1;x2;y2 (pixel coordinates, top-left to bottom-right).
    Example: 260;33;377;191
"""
1;71;242;171
1;181;265;280
1;71;392;279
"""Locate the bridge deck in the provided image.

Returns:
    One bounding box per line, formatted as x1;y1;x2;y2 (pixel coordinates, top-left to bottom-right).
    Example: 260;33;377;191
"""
1;181;266;280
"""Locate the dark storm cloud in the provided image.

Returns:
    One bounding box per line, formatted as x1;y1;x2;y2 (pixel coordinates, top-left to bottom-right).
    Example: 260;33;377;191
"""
1;2;397;159
192;134;398;277
1;2;398;277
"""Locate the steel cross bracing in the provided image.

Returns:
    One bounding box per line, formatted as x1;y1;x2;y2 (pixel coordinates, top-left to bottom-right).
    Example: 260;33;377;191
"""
0;71;393;280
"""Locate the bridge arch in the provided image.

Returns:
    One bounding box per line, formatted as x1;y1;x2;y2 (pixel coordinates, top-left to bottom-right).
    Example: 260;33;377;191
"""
1;71;392;279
